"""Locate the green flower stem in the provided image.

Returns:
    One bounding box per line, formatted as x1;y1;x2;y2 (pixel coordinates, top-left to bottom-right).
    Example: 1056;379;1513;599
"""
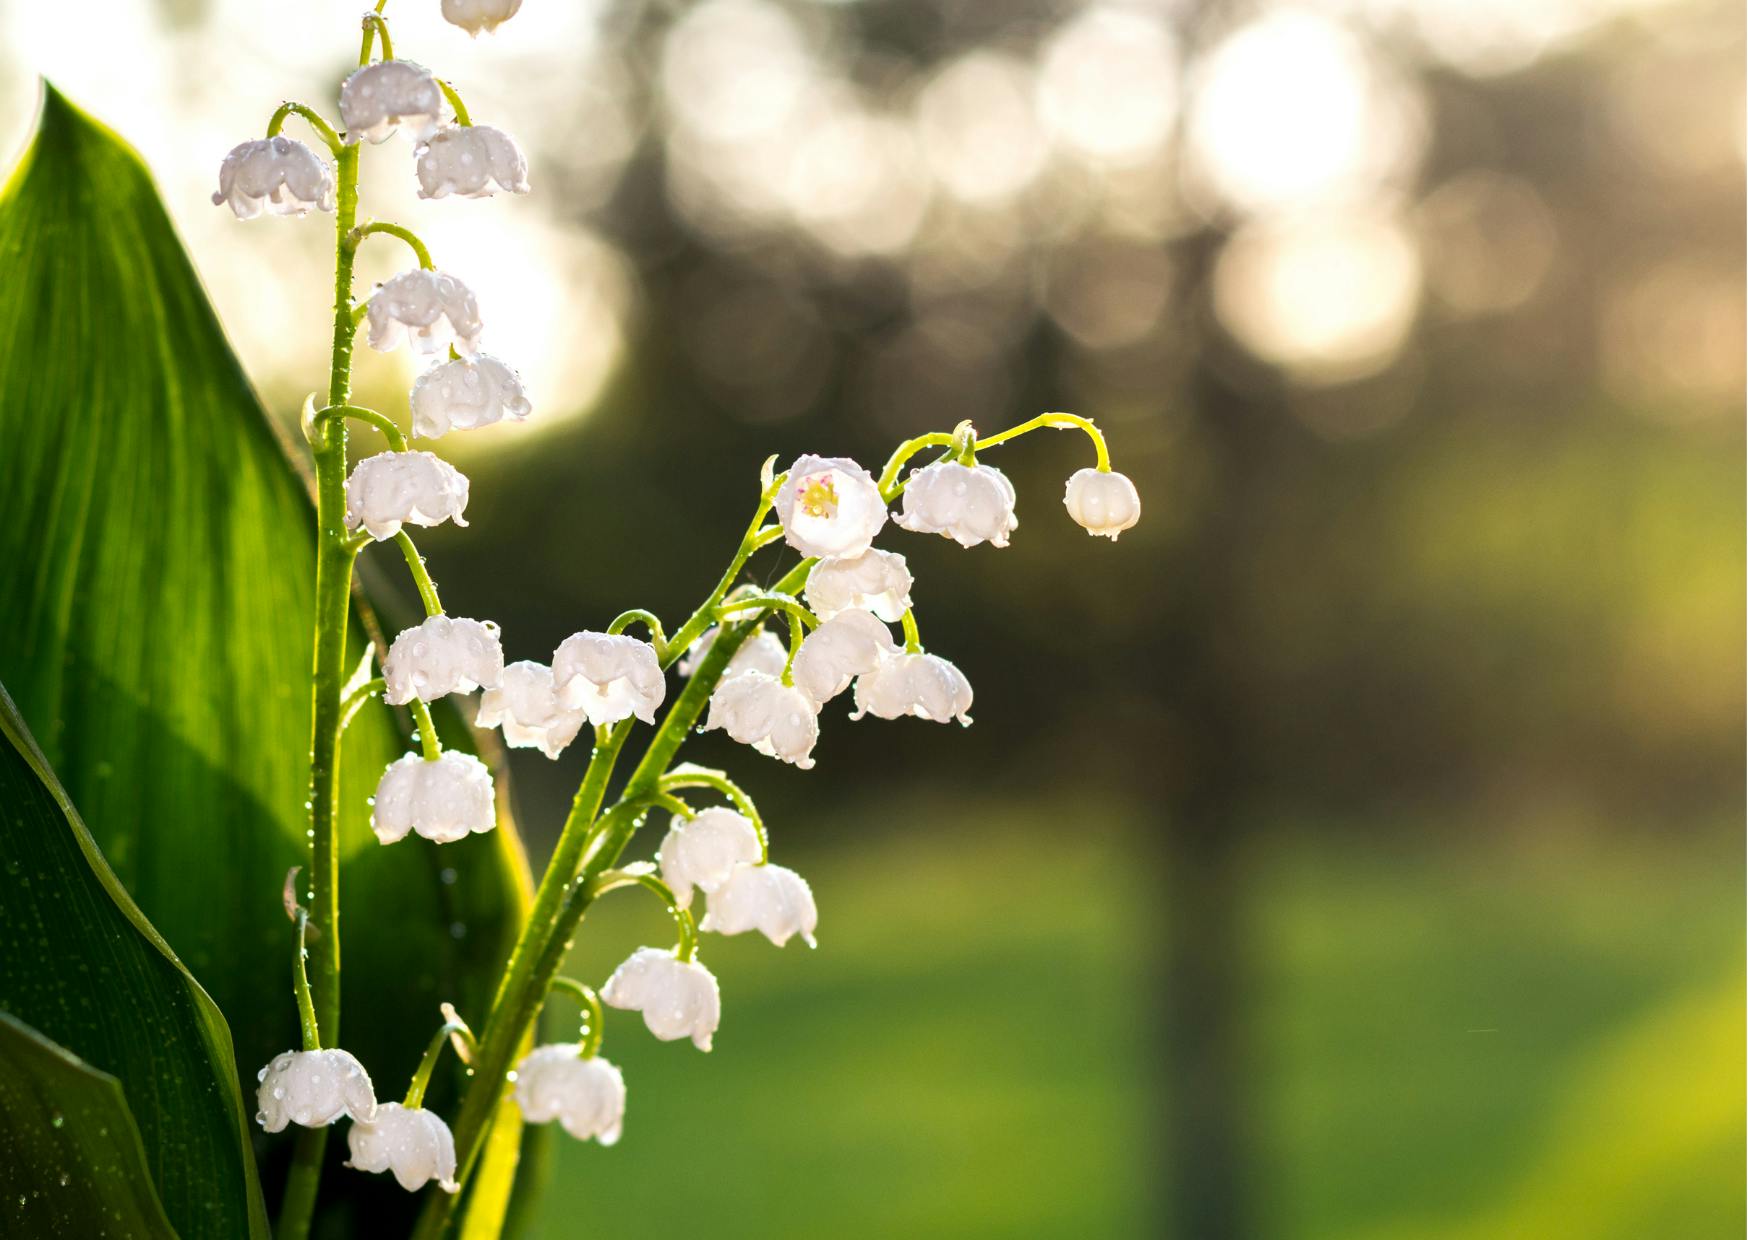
360;13;393;63
713;592;817;631
348;221;435;270
659;765;768;861
973;411;1111;471
901;608;922;655
662;481;785;668
438;79;473;126
293;912;321;1051
394;531;444;615
877;412;1112;499
404;1020;475;1109
265;102;343;155
315;403;406;451
607;609;667;660
278;131;363;1240
547;978;605;1058
781;609;805;687
410;698;442;761
877;432;955;497
338;677;385;730
649;791;694;820
593;868;699;961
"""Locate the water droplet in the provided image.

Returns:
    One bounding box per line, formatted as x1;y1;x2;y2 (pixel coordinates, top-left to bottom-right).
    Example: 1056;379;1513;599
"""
49;1111;63;1129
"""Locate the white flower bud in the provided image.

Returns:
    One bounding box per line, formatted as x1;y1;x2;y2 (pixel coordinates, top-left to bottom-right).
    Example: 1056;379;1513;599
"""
601;947;721;1052
383;616;504;704
803;550;913;623
475;661;587;760
772;455;888;559
658;808;762;909
551;633;666;726
851;652;973;725
702;671;820;769
344;450;469;542
896;461;1019;549
371;751;495;845
346;1102;459;1193
1063;467;1141;541
339;60;443;145
442;0;524;36
367;270;484;357
255;1049;376;1133
677;626;788;682
416;124;529;199
701;863;818;948
790;610;897;706
513;1047;625;1145
212;136;334;219
411;353;532;438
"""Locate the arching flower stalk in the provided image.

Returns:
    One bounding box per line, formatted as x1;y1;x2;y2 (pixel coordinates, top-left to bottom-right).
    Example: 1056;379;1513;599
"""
216;7;1139;1236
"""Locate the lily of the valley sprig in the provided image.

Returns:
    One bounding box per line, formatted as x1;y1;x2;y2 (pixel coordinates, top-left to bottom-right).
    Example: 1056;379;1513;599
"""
216;5;1140;1236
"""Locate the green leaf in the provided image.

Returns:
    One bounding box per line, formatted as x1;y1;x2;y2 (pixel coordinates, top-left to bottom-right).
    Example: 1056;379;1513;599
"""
0;87;533;1225
0;1013;177;1238
0;685;267;1237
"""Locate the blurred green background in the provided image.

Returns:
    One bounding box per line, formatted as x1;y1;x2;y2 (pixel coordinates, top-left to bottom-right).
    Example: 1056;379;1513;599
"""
3;0;1741;1236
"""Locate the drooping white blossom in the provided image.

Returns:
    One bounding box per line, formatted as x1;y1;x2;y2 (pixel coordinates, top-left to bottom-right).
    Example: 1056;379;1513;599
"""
416;124;529;199
346;1102;459;1193
383;616;504;704
212;137;334;219
896;461;1019;549
255;1049;376;1133
701;863;818;948
702;671;820;769
803;550;913;624
772;455;888;559
851;652;974;725
442;0;524;36
551;633;666;726
344;450;469;542
339;60;443;145
677;626;788;682
513;1046;625;1145
790;610;898;706
372;751;496;845
475;661;587;760
1063;468;1141;541
601;947;721;1052
658;808;762;908
411;353;532;439
367;270;484;357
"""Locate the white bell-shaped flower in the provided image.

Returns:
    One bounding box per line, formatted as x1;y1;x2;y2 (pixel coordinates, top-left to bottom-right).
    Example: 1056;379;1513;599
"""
702;671;820;769
803;549;913;623
851;652;973;725
212;136;335;219
411;353;532;438
896;460;1019;549
701;863;818;948
677;626;788;682
255;1049;376;1133
551;633;666;726
383;616;504;704
772;455;888;559
416;124;529;199
372;751;495;845
790;610;897;706
442;0;524;36
367;270;484;357
658;808;762;908
475;661;587;760
601;947;721;1052
344;450;469;542
513;1046;625;1145
339;60;443;145
346;1102;459;1193
1063;467;1141;541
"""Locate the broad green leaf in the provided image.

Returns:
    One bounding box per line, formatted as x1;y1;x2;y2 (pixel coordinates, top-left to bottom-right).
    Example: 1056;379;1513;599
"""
0;87;532;1226
0;1013;176;1239
0;685;267;1237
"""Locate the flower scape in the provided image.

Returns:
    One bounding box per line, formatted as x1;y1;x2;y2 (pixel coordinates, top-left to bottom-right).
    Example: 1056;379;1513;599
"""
220;4;1140;1230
